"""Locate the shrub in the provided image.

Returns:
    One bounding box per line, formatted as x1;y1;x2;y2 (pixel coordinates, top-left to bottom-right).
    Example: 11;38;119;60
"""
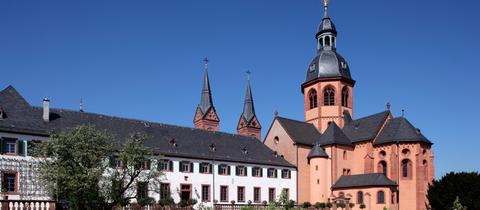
359;203;366;209
137;197;154;207
326;202;332;208
178;200;189;207
158;197;175;206
240;207;254;210
302;201;312;208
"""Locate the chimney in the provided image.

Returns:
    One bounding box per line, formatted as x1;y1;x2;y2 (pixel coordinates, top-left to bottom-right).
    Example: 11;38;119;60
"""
43;98;50;122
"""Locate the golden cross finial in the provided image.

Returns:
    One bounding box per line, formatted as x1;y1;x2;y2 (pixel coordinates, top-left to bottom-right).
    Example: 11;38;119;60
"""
324;0;329;16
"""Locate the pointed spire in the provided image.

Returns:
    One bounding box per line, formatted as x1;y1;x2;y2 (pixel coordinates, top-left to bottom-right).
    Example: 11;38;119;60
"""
242;70;256;122
198;57;214;116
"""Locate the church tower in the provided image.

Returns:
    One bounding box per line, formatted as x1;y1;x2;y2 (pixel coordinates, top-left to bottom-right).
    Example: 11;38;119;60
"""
237;72;262;140
194;58;220;131
302;0;355;132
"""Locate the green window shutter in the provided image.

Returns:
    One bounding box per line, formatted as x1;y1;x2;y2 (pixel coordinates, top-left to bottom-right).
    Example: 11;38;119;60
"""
0;138;3;154
218;165;221;174
179;162;183;172
227;165;231;175
260;168;263;177
17;140;25;156
209;163;213;174
169;160;173;171
190;162;194;172
235;166;239;176
275;169;278;178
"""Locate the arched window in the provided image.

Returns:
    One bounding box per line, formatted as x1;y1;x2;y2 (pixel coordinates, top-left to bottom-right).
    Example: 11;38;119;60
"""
308;89;318;109
332;37;336;47
323;86;335;106
377;191;385;204
378;161;387;176
325;36;331;46
423;160;428;181
319;38;324;47
341;87;349;107
274;136;279;144
402;159;412;179
357;191;364;204
343;151;347;160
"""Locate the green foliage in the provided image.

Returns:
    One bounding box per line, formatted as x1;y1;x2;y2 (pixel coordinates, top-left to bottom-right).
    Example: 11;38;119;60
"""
314;202;325;208
278;189;294;209
302;201;311;208
267;201;278;210
197;202;212;210
240;206;254;210
359;203;366;209
188;198;198;206
383;207;388;210
34;126;112;210
137;197;154;207
326;202;332;208
158;197;175;206
427;172;480;210
338;202;346;209
178;200;189;207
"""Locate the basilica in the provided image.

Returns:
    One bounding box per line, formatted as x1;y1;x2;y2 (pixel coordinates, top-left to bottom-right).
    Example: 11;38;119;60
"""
0;1;434;210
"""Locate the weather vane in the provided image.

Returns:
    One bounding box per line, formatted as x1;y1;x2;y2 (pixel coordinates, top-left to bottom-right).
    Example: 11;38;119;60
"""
324;0;329;16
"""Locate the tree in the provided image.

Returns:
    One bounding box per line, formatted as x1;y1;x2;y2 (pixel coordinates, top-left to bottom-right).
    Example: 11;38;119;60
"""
34;126;113;210
101;133;163;209
427;172;480;210
452;196;467;210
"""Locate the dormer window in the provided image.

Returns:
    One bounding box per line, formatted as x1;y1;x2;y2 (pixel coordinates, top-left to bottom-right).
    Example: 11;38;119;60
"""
0;107;5;120
241;147;248;155
169;138;178;147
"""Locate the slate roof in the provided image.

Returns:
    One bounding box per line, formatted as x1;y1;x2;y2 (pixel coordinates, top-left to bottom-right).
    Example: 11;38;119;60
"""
197;68;214;118
317;122;352;147
331;173;397;190
241;79;256;123
0;86;294;168
374;117;432;146
276;117;321;146
307;144;329;159
343;111;391;143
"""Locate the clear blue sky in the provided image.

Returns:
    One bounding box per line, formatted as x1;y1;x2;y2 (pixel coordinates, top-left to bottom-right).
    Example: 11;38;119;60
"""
1;0;479;177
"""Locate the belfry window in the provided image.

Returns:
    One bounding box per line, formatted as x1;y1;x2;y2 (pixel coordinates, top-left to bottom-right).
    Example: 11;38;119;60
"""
323;87;335;106
308;89;318;109
342;87;349;107
325;36;331;46
319;38;324;47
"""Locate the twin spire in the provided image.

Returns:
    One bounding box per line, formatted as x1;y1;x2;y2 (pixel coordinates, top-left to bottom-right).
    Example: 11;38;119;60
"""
194;58;261;139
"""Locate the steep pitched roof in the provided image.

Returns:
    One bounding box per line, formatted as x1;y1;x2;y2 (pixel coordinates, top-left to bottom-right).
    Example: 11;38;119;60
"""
342;111;390;143
197;68;214;118
0;86;294;168
276;117;321;146
317;122;352;147
307;144;329;159
374;117;432;146
331;173;397;189
241;79;256;123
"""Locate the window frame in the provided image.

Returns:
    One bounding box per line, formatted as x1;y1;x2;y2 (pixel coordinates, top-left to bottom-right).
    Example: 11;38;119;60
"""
201;184;210;202
220;185;229;202
180;161;192;173
323;86;335;106
281;169;291;179
268;188;276;203
160;183;170;200
2;172;17;193
200;162;212;174
252;167;262;177
267;168;277;178
236;165;247;176
253;187;261;203
357;191;364;204
377;191;385;204
308;89;318;109
341;87;349;107
137;181;148;199
237;186;245;203
218;164;230;175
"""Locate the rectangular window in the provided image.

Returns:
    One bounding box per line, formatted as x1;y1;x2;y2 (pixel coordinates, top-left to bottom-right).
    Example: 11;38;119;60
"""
252;167;262;177
2;173;16;192
268;188;276;203
220;186;228;202
180;161;192;173
236;165;247;176
160;183;170;200
253;187;261;203
281;169;291;179
218;164;230;175
237;186;245;202
5;141;16;154
201;185;210;202
267;168;277;178
200;162;212;174
159;160;172;171
137;182;148;199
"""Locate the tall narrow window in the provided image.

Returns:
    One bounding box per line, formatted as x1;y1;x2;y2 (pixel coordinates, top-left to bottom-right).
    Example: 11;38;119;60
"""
377;191;385;204
220;186;228;202
137;182;148;199
402;159;412;178
268;188;276;203
201;185;210;202
308;89;318;109
253;187;261;203
324;87;335;106
378;161;387;176
237;186;245;202
325;36;331;46
342;87;349;107
319;38;324;48
343;151;347;160
357;191;364;204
